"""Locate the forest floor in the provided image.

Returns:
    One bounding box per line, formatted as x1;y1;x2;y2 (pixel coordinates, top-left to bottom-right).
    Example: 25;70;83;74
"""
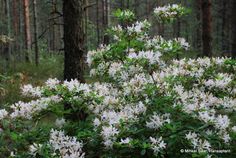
0;55;64;106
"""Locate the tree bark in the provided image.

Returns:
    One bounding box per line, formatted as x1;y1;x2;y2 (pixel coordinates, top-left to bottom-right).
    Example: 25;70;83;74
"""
23;0;31;61
51;0;58;51
231;0;236;58
4;0;11;67
126;0;129;9
219;0;225;51
103;0;109;44
13;0;19;38
201;0;212;57
63;0;85;82
84;0;89;51
196;0;202;54
33;0;39;66
12;0;20;62
63;0;86;121
96;0;100;47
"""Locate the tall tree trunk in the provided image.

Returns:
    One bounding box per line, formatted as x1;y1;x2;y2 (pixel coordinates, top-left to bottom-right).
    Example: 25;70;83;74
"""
33;0;39;66
51;0;59;51
4;0;11;67
195;0;202;54
84;0;89;50
23;0;31;61
13;0;19;63
13;0;19;39
63;0;85;82
63;0;86;121
19;0;24;59
126;0;129;9
201;0;212;57
231;0;236;58
103;0;109;44
96;0;100;46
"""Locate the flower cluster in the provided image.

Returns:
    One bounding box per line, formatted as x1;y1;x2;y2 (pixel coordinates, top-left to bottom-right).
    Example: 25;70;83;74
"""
114;9;135;22
150;136;166;155
49;129;85;158
29;143;43;156
128;50;162;64
127;20;151;35
0;109;8;120
146;113;170;130
154;4;187;22
10;96;62;119
21;84;42;97
146;36;190;53
185;132;211;150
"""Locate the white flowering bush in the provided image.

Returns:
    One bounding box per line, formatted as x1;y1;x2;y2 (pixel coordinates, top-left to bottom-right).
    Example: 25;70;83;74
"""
0;5;236;158
154;4;188;23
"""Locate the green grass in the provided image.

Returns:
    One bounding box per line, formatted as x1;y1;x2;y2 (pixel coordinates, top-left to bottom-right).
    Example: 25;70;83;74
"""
0;55;64;107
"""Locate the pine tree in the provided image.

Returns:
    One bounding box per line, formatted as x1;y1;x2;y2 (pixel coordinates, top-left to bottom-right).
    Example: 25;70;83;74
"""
202;0;212;57
23;0;31;61
63;0;85;82
231;0;236;58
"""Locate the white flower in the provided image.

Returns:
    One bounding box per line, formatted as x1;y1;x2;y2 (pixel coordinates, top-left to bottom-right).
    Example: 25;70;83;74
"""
49;129;85;158
111;25;122;32
101;126;119;139
150;136;166;154
103;139;113;148
55;118;66;128
103;96;119;105
45;78;60;89
185;132;198;140
10;96;61;119
214;115;230;130
134;101;147;114
21;84;42;97
101;110;121;125
0;109;8;120
108;62;123;77
154;4;185;20
175;38;190;50
146;113;170;129
89;69;96;76
128;50;162;64
222;133;231;143
120;137;132;144
10;151;16;157
120;10;135;18
29;143;42;156
185;132;211;150
93;118;101;127
127;20;150;35
63;79;80;92
87;50;97;66
101;125;119;148
198;111;215;123
232;126;236;132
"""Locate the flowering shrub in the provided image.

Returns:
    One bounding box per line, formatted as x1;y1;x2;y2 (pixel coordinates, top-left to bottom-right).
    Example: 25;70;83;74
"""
1;5;236;158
